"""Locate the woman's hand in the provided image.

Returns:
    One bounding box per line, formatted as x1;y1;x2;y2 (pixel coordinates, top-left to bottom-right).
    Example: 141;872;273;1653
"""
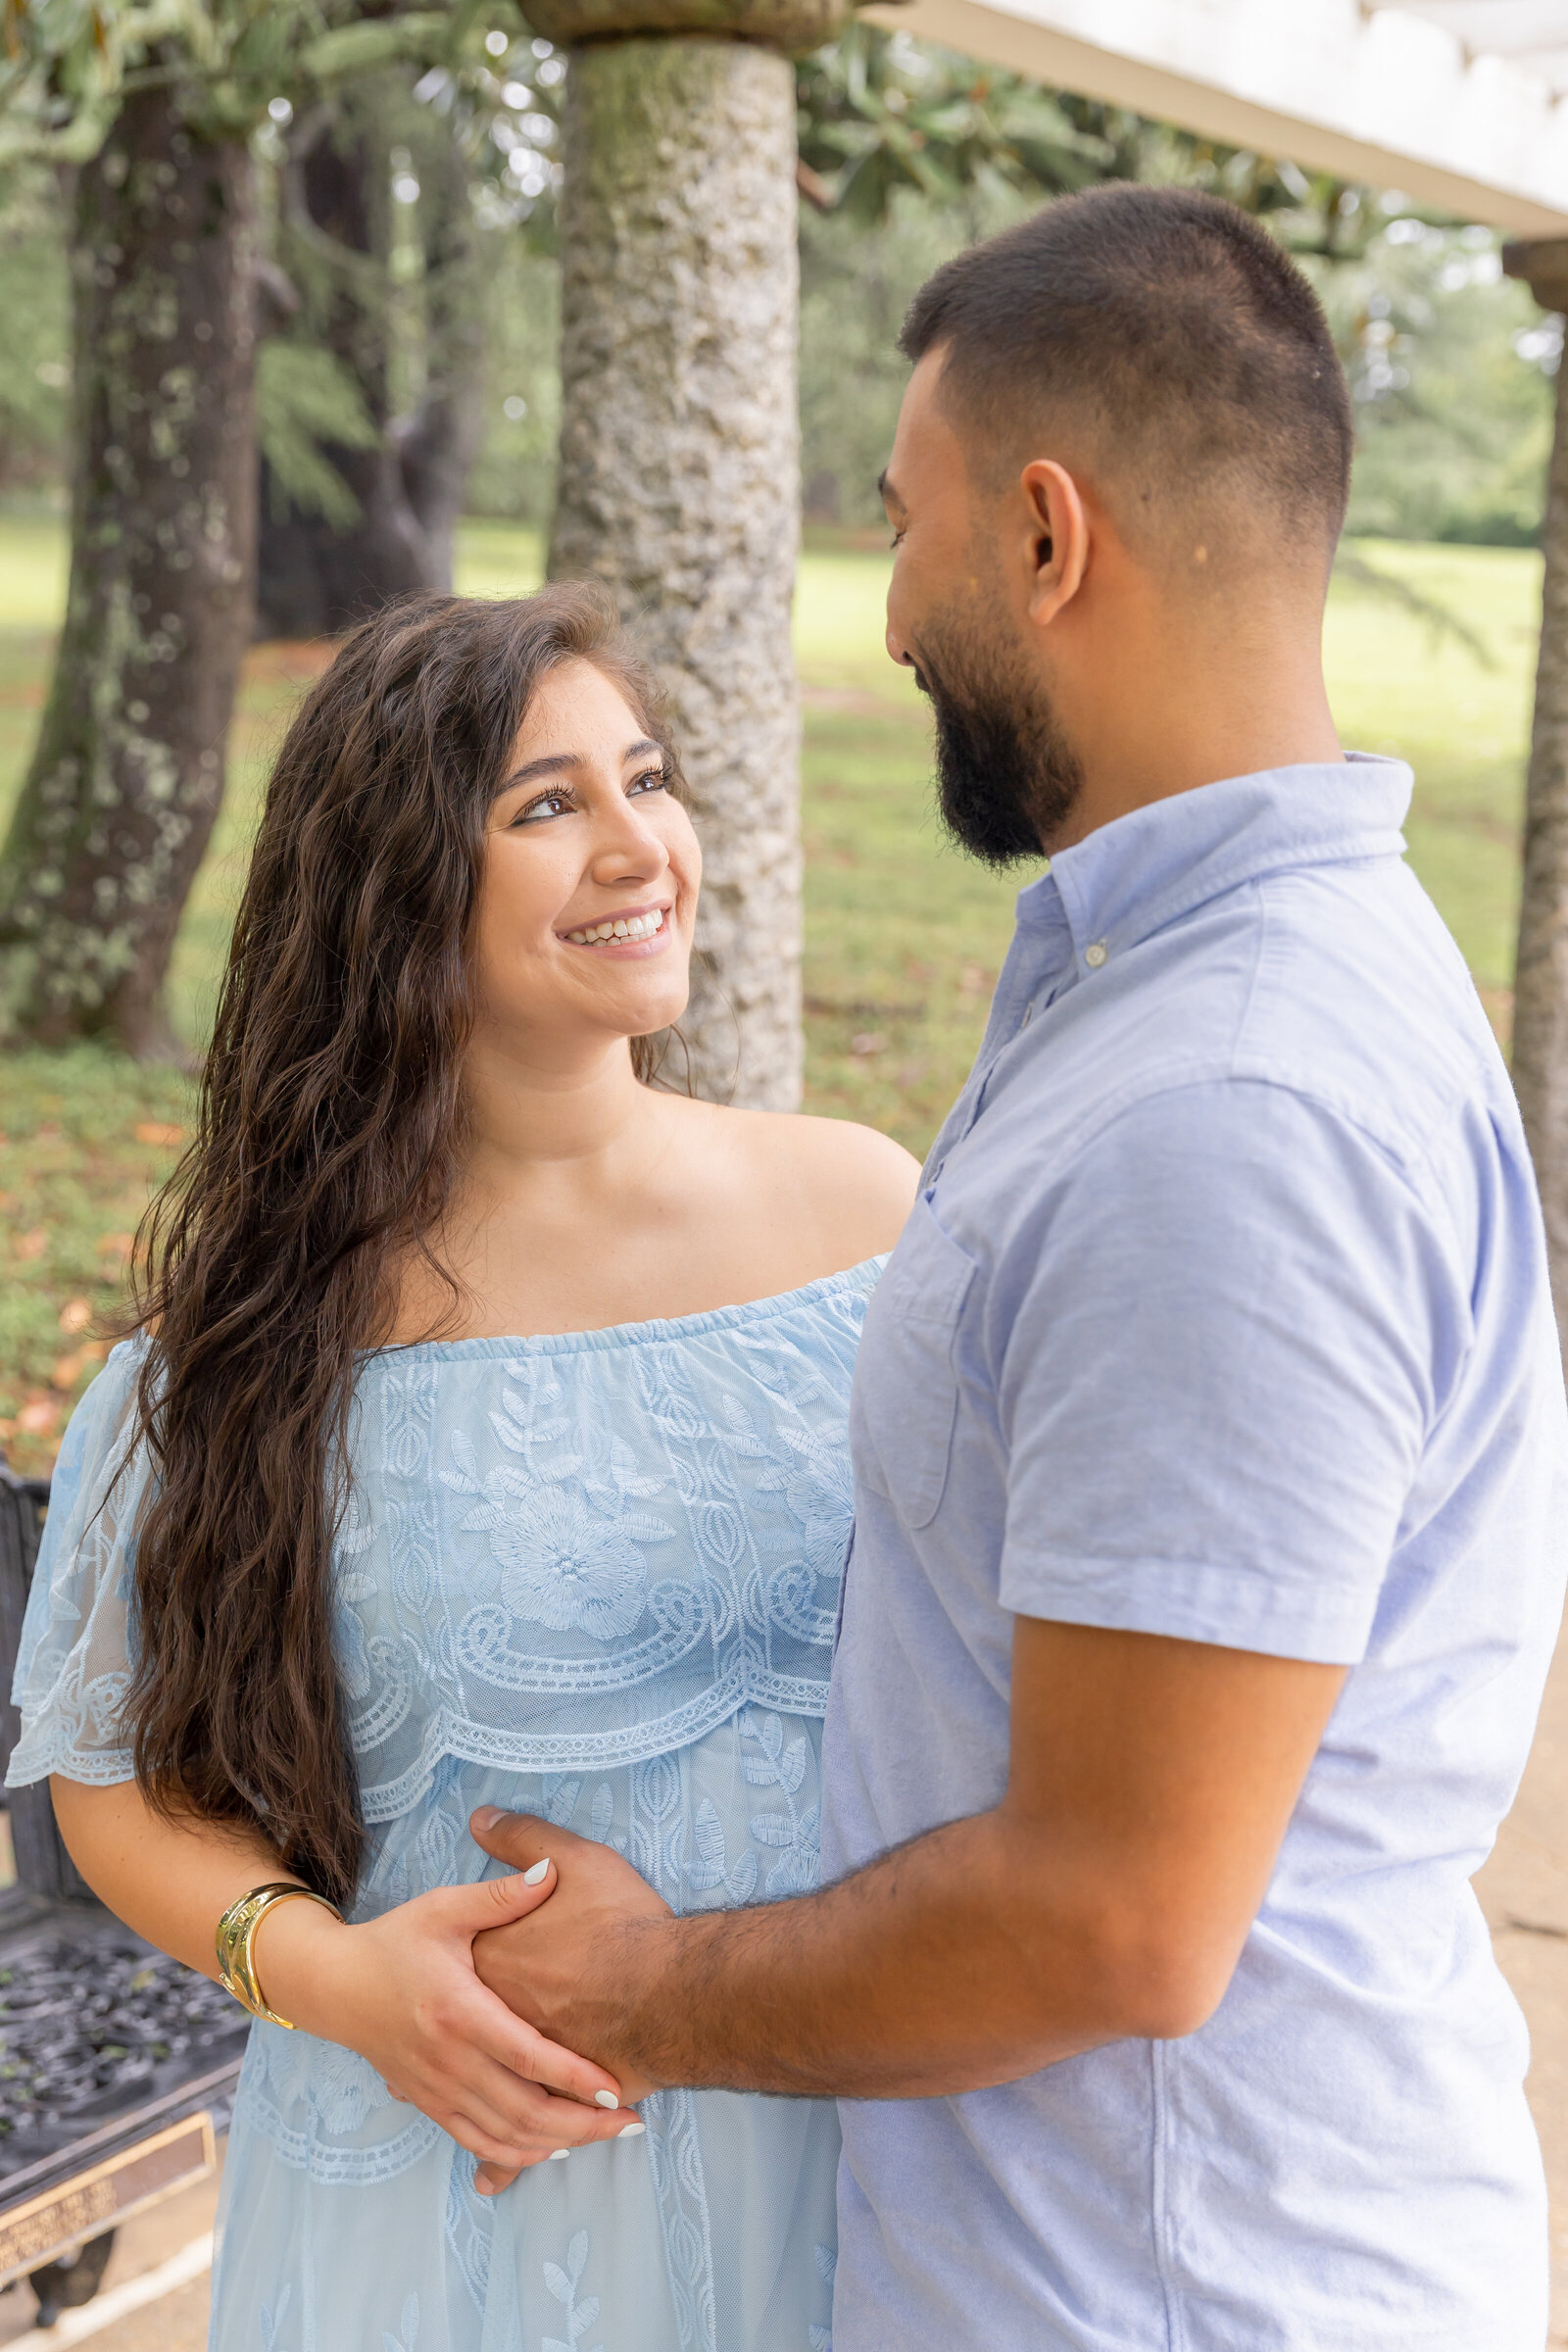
258;1863;642;2186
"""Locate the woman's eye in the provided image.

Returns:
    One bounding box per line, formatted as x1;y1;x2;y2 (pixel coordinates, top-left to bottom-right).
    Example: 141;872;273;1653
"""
627;767;669;799
514;792;572;826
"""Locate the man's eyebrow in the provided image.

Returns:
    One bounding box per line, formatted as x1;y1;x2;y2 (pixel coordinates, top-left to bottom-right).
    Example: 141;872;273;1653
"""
501;738;663;790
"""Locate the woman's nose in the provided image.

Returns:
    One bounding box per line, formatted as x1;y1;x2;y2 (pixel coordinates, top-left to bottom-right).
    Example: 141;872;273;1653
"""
590;806;670;885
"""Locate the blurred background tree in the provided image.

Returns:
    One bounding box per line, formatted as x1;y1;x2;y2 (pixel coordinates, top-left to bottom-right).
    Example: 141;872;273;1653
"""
0;0;505;1055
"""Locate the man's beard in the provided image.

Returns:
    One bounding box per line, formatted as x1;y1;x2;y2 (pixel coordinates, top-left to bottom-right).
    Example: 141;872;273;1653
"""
914;613;1084;868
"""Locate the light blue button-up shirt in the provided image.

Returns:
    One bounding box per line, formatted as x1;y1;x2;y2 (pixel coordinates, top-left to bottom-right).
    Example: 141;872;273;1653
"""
821;758;1568;2351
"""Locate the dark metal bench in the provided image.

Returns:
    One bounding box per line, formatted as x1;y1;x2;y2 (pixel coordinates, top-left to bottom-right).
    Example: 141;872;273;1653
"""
0;1457;250;2326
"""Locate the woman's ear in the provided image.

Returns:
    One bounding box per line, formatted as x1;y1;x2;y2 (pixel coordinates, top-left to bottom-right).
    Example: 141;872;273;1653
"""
1020;460;1090;630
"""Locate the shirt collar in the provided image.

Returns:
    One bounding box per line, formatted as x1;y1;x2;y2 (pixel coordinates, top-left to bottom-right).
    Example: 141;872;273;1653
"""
1015;754;1412;968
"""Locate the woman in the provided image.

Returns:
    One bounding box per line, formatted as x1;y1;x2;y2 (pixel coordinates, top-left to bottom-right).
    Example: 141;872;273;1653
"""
8;588;917;2351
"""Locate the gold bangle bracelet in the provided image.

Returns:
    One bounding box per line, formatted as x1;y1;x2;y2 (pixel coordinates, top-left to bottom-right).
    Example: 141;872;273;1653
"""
215;1881;342;2031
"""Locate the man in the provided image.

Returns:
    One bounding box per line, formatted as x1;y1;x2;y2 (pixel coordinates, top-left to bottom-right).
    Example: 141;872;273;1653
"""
471;185;1568;2347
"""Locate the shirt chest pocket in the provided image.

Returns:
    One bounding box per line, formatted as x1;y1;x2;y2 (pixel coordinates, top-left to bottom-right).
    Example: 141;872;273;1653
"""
854;1198;976;1530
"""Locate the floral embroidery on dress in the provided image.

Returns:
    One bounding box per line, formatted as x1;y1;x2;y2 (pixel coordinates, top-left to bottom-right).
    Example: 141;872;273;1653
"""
808;2239;837;2351
740;1710;821;1897
383;2290;420;2352
543;2229;604;2352
261;2024;389;2135
259;2282;292;2351
443;1431;673;1642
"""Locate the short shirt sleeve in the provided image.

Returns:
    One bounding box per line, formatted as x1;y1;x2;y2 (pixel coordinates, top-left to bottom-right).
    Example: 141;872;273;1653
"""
995;1081;1466;1665
8;1340;150;1788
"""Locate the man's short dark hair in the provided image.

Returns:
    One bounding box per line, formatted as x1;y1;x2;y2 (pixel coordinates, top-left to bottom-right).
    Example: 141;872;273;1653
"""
901;184;1353;559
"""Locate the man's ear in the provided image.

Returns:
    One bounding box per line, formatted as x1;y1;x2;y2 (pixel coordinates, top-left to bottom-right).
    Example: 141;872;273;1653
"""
1019;460;1089;628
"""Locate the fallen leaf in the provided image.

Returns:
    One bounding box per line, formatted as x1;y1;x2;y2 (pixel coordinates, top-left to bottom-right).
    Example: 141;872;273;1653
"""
96;1232;134;1262
134;1122;183;1148
50;1353;81;1392
14;1229;47;1262
59;1298;92;1335
17;1397;60;1436
0;1421;14;1444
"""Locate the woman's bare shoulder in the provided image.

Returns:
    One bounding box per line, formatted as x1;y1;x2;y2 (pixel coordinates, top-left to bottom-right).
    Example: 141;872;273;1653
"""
668;1100;919;1259
764;1109;920;1198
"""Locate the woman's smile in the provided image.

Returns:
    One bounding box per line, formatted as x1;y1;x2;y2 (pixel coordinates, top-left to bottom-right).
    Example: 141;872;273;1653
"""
560;901;672;956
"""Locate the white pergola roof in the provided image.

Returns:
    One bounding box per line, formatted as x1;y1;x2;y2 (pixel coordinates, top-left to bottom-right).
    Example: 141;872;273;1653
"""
861;0;1568;234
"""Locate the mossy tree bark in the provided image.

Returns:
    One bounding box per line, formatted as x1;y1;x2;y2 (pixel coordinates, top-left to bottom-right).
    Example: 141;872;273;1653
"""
1504;239;1568;1359
0;89;257;1056
549;38;805;1108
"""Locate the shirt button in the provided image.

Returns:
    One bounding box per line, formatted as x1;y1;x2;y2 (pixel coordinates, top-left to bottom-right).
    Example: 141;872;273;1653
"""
1085;940;1107;968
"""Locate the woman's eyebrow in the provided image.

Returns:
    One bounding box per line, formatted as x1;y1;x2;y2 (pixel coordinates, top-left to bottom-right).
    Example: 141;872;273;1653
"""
501;738;662;791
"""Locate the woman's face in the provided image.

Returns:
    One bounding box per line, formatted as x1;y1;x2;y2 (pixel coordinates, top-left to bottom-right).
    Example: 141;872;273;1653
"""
469;657;700;1061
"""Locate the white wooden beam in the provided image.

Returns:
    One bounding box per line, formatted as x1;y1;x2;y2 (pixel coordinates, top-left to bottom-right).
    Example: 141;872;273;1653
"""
858;0;1568;233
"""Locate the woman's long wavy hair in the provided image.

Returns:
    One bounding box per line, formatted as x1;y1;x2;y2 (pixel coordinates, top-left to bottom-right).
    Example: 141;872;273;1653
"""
123;587;684;1906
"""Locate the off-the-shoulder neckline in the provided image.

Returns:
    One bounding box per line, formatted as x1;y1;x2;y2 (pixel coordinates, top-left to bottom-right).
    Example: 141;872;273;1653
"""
362;1253;887;1365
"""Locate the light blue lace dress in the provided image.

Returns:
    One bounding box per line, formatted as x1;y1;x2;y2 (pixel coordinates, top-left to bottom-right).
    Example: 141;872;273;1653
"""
8;1261;882;2352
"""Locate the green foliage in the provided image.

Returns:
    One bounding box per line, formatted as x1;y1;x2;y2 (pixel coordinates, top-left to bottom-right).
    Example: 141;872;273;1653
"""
1305;222;1554;547
0;162;70;492
0;0;522;159
795;25;1378;249
797;22;1109;223
256;338;377;524
0;1046;192;1476
799;180;1031;525
464;243;561;524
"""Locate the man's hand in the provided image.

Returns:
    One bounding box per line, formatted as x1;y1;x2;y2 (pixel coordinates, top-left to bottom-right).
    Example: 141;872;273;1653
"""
469;1807;672;2105
468;1624;1346;2106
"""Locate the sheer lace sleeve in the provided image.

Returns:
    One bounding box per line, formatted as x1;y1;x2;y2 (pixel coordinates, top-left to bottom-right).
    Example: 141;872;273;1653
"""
8;1339;150;1788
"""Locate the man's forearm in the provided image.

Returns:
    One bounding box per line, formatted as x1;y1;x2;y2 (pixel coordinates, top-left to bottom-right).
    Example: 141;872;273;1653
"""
472;1626;1336;2098
498;1806;1178;2099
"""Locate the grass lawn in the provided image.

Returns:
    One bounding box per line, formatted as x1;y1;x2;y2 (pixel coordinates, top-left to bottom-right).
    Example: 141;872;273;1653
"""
0;516;1541;1470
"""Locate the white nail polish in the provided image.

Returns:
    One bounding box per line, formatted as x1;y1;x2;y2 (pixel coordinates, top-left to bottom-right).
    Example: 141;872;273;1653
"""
522;1858;550;1886
594;2090;619;2110
549;2146;569;2159
617;2120;646;2138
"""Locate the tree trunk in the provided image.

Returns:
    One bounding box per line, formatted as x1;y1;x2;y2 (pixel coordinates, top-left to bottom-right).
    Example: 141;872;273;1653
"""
396;99;486;584
258;104;430;639
0;91;257;1057
550;39;803;1110
1504;239;1568;1358
256;91;484;641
